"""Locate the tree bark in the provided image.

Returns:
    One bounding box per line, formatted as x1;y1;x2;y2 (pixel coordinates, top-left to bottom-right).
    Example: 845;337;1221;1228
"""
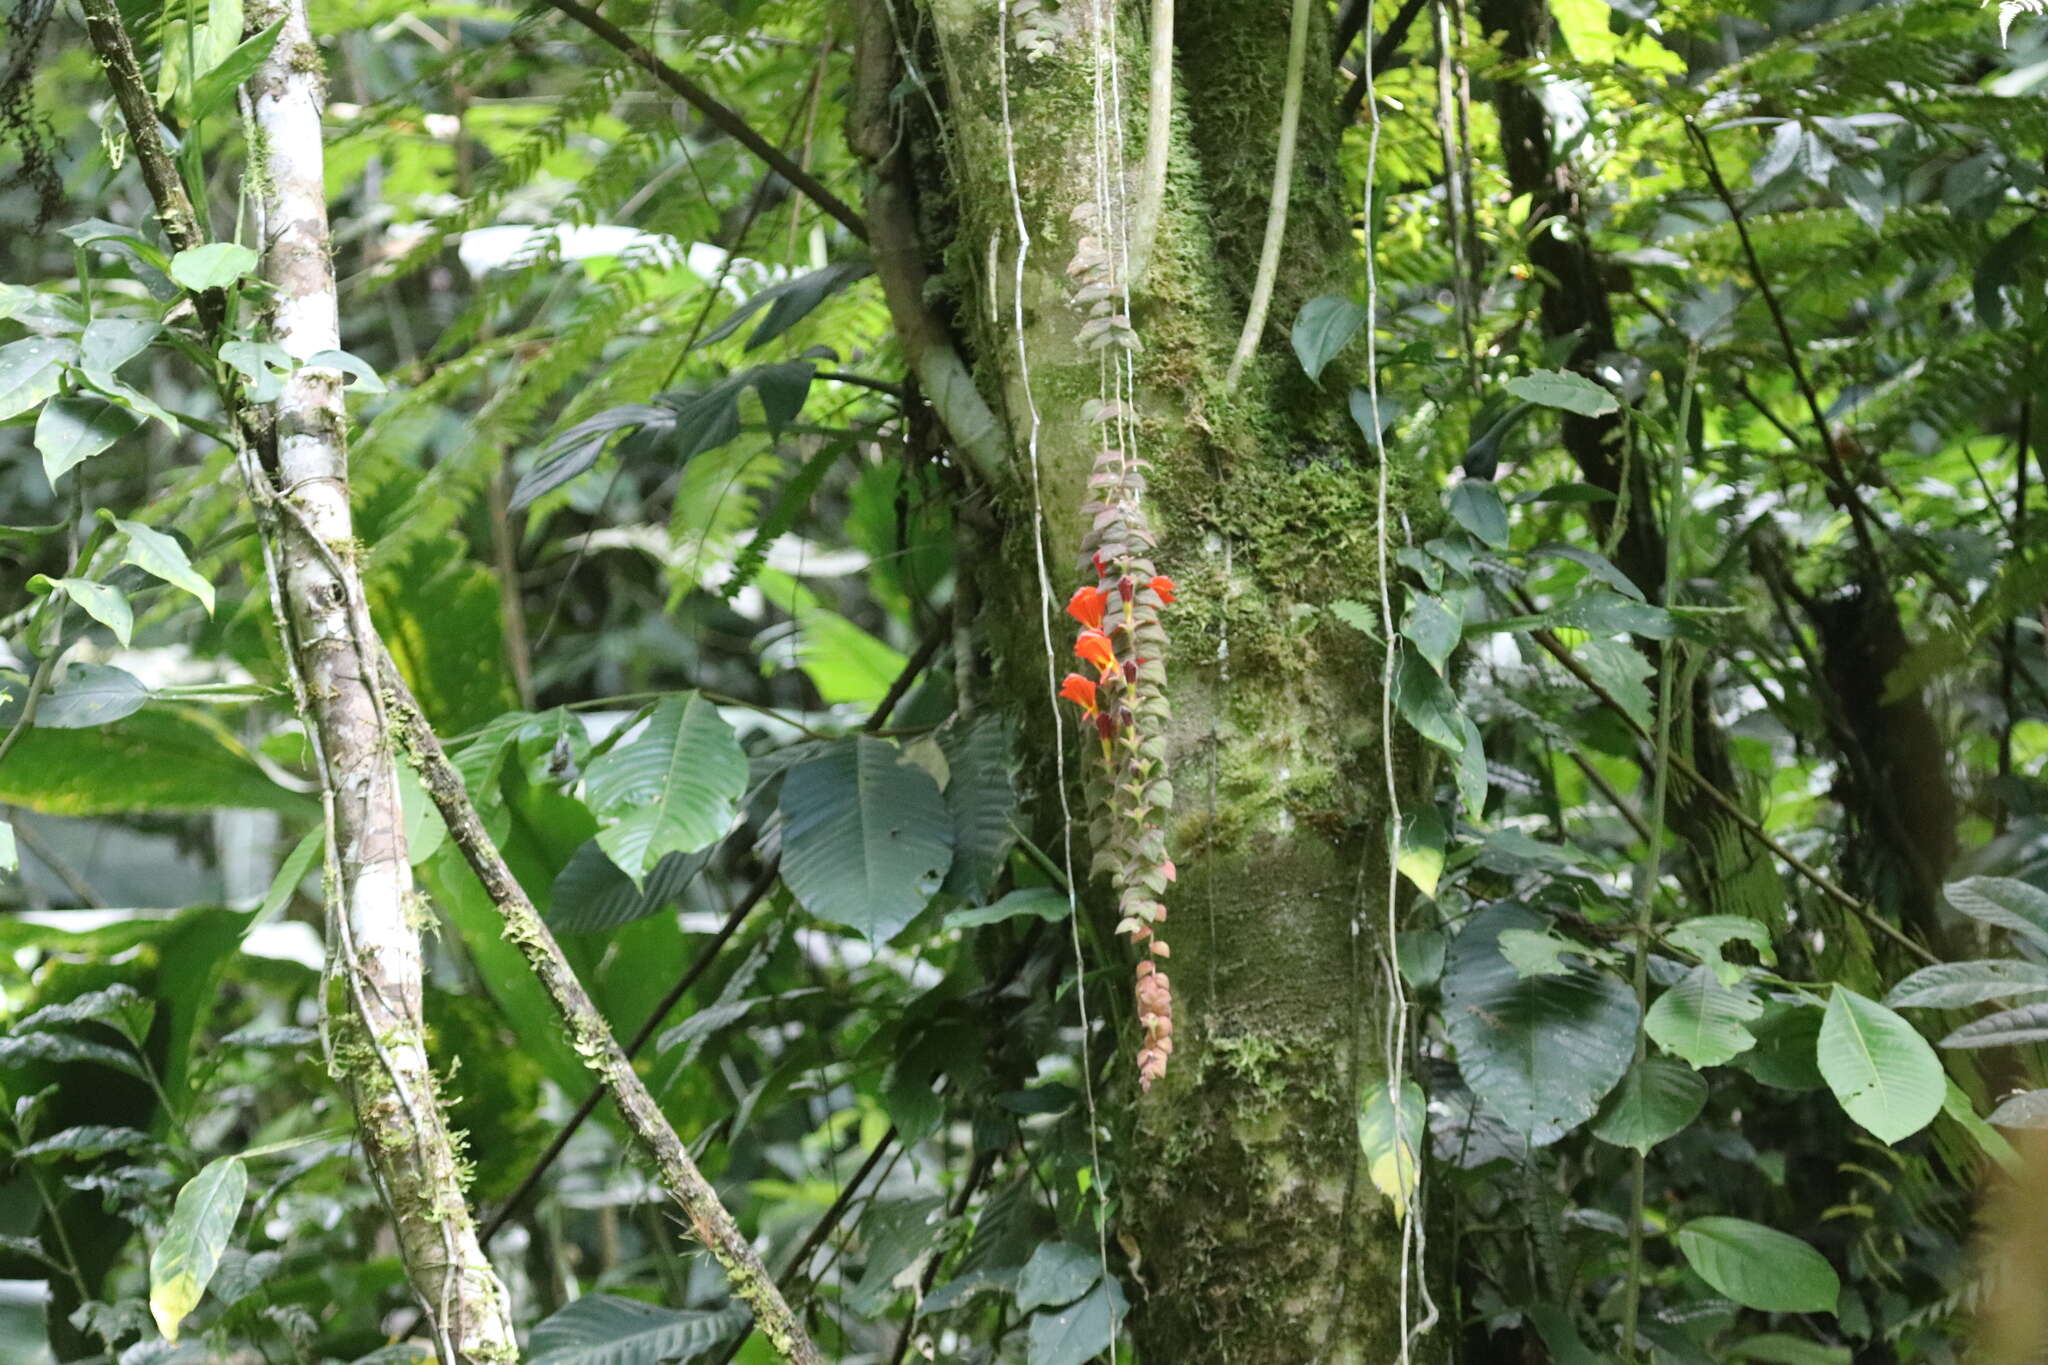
245;3;517;1358
861;2;1427;1358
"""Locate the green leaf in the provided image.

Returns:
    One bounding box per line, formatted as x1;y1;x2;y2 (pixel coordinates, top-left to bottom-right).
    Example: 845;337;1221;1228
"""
0;1031;145;1077
1667;914;1776;985
1504;368;1619;417
1026;1277;1126;1365
0;704;306;814
1941;1001;2048;1049
1443;905;1638;1143
1987;1088;2048;1127
1393;651;1466;754
187;19;283;122
1455;712;1487;818
1402;592;1463;674
168;243;259;292
1729;1334;1851;1365
1645;965;1763;1067
1674;1216;1839;1314
1738;1005;1826;1091
1447;480;1510;549
304;347;387;395
1291;295;1366;382
1573;638;1654;731
0;337;72;422
1396;929;1445;988
937;715;1018;902
1591;1058;1708;1153
1886;959;2048;1010
1498;928;1590;977
781;737;956;944
111;518;215;615
49;577;134;646
583;694;747;886
18;982;156;1045
548;842;711;934
1818;986;1943;1143
16;1125;155;1160
1396;806;1446;898
1015;1243;1103;1313
78;320;179;430
1944;877;2048;952
0;820;13;874
34;661;148;728
697;260;872;351
1358;1077;1426;1219
37;396;145;485
526;1295;749;1365
944;887;1071;930
148;1156;248;1341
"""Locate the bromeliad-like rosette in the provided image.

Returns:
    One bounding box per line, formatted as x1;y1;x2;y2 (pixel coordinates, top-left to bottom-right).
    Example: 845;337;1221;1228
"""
1060;413;1178;1089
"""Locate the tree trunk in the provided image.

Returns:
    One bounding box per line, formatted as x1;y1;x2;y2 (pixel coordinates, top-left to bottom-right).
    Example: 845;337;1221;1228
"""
246;4;518;1357
861;2;1428;1358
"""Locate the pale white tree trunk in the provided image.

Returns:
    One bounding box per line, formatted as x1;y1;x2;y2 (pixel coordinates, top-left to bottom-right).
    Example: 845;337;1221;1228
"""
247;3;517;1358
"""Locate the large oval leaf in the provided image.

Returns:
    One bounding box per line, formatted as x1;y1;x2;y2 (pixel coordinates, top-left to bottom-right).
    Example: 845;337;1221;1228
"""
1291;294;1366;383
1941;1001;2048;1050
583;693;747;887
1885;959;2048;1010
149;1155;247;1341
1817;986;1943;1143
1645;965;1763;1068
1443;905;1638;1143
1675;1216;1839;1314
526;1295;748;1365
780;736;955;944
1944;877;2048;952
1591;1057;1708;1154
1026;1277;1127;1365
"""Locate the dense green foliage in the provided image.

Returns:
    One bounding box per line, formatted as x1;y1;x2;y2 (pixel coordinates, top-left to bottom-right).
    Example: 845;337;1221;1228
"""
6;0;2048;1361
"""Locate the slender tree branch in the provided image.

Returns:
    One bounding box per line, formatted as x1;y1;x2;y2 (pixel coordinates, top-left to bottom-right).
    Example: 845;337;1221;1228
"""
1224;0;1315;391
539;0;867;242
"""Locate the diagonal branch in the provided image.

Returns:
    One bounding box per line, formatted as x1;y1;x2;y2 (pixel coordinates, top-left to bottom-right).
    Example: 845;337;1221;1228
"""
539;0;868;242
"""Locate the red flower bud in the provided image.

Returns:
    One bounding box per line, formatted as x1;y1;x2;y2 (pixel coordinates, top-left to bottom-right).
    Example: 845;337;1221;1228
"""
1119;576;1136;603
1096;712;1116;741
1122;659;1138;686
1066;585;1109;632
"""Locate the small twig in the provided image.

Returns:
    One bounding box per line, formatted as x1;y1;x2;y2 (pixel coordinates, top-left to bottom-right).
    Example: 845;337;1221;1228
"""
0;651;58;773
1339;0;1429;122
5;816;104;909
540;0;867;242
1224;0;1316;391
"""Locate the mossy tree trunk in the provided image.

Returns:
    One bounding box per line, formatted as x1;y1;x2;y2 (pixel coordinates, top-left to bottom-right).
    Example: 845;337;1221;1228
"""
859;2;1431;1358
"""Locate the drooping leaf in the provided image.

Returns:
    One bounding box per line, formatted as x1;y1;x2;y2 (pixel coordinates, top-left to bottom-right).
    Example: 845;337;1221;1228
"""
1667;914;1776;986
1026;1277;1126;1365
33;661;149;729
149;1156;248;1341
1443;904;1638;1143
1645;965;1763;1068
1818;987;1943;1143
304;347;387;394
937;714;1018;902
583;694;748;886
1988;1089;2048;1128
1498;928;1590;977
1675;1217;1839;1314
1941;1001;2048;1049
1358;1077;1426;1218
944;887;1070;930
781;737;955;944
0;336;72;421
547;841;712;934
1886;959;2048;1010
1738;1005;1827;1091
1447;479;1510;549
1393;651;1466;754
36;395;145;485
1591;1058;1708;1153
1402;592;1463;675
1505;368;1619;417
1396;805;1447;898
47;577;133;646
1015;1243;1103;1313
1291;294;1366;383
0;704;305;814
112;518;216;615
187;18;284;121
526;1295;749;1365
696;260;872;351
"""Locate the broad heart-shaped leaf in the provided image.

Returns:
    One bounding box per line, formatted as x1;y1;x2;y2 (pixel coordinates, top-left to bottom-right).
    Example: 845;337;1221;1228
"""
0;336;72;421
1818;986;1943;1143
1443;904;1638;1144
1402;592;1463;675
33;661;148;729
168;242;258;291
1358;1077;1426;1218
583;693;746;886
1447;479;1510;549
526;1294;748;1365
1675;1216;1840;1314
1591;1058;1708;1154
1504;368;1619;417
149;1155;247;1341
781;736;956;944
1396;805;1447;898
1941;1001;2048;1049
112;518;215;615
1291;294;1366;382
1393;651;1466;755
1886;959;2048;1010
1645;964;1763;1068
1945;877;2048;952
1015;1242;1103;1313
547;840;712;934
37;395;145;485
1026;1277;1127;1365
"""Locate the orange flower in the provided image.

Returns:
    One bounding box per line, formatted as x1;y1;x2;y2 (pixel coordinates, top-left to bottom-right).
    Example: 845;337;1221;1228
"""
1066;585;1109;632
1149;575;1177;606
1074;629;1117;673
1059;672;1098;712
